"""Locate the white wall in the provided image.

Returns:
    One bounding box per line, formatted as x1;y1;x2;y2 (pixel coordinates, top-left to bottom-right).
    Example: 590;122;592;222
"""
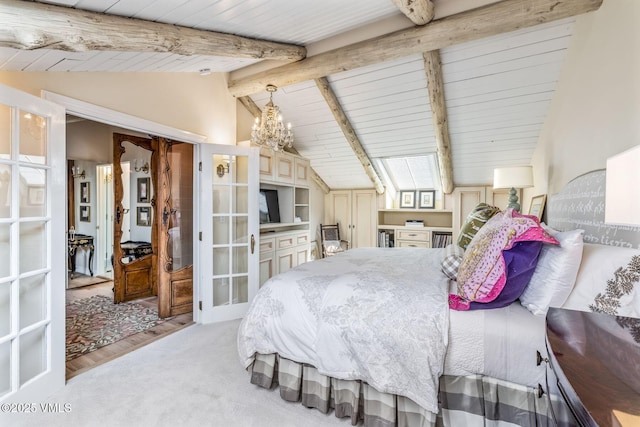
525;0;640;209
0;71;236;145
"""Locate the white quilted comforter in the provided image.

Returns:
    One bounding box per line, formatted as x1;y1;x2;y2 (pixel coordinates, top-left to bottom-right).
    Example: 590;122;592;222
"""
237;247;450;413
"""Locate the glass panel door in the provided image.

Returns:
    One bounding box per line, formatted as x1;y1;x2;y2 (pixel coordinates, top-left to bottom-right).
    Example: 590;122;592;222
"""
199;144;258;323
0;84;66;403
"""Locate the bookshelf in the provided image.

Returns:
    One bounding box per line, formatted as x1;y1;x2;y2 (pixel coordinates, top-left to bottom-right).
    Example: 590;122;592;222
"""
377;209;453;248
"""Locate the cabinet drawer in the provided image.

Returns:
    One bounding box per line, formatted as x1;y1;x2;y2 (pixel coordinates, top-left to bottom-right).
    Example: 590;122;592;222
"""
259;236;275;253
396;240;430;248
397;229;429;242
296;233;309;246
276;235;296;249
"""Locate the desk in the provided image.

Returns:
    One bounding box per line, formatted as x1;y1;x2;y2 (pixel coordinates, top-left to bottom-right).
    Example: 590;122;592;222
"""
546;308;640;427
68;234;94;279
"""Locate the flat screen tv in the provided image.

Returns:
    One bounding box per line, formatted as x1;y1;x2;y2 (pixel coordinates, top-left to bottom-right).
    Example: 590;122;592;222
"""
259;189;281;224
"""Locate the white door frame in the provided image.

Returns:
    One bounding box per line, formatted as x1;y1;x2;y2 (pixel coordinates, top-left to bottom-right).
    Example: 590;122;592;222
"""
41;91;207;321
95;163;114;277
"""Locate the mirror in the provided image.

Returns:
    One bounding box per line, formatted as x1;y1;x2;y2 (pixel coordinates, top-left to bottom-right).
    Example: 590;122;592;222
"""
118;141;153;264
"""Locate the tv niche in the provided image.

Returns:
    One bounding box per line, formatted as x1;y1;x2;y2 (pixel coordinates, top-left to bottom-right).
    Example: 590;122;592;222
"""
259;189;281;224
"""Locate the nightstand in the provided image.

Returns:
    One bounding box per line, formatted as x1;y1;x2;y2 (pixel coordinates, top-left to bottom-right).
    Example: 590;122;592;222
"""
546;308;640;427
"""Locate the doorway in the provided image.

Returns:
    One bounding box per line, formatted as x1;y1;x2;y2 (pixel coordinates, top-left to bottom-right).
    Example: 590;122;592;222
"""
63;115;198;377
60;101;201;378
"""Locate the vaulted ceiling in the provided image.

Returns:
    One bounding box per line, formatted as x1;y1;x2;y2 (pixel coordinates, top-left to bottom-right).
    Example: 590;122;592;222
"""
0;0;603;192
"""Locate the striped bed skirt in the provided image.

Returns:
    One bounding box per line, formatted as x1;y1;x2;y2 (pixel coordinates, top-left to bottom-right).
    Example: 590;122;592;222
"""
249;353;575;427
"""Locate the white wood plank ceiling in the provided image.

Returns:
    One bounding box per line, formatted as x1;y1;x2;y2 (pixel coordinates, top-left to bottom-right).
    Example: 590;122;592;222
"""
1;0;577;190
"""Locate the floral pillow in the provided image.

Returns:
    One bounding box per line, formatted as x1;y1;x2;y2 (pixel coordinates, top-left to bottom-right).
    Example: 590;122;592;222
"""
449;209;559;311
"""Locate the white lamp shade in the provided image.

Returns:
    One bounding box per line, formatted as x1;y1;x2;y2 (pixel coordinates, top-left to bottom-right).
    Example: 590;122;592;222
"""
605;145;640;226
493;166;534;189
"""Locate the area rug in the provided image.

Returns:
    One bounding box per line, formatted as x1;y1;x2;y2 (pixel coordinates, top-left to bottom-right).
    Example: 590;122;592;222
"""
66;295;166;361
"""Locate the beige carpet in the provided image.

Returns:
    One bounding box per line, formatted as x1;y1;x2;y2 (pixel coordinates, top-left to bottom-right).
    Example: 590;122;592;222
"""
2;320;352;427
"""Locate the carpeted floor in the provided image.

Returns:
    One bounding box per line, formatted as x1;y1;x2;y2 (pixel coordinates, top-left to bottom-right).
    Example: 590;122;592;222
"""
3;320;350;427
66;295;166;361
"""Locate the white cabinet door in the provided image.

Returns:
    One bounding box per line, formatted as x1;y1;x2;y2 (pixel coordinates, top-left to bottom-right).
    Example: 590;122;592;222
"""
325;189;377;249
0;84;66;403
325;190;351;243
351;190;377;248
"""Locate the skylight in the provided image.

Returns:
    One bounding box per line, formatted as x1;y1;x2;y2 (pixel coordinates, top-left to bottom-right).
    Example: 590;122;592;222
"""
374;154;441;192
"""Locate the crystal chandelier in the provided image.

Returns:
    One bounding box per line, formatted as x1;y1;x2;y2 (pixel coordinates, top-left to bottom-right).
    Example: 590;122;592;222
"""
251;85;293;151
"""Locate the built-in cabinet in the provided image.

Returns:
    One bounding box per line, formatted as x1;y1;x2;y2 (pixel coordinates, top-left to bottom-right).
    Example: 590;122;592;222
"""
324;189;378;249
259;148;311;286
451;186;512;240
377;209;453;248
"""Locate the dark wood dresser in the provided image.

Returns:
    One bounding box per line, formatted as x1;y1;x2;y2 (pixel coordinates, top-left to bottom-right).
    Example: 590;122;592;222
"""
546;307;640;427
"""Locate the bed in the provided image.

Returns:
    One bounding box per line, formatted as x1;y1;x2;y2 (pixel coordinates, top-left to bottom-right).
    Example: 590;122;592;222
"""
237;170;640;426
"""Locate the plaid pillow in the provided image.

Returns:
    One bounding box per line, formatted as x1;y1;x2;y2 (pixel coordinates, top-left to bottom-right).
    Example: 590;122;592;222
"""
441;244;465;280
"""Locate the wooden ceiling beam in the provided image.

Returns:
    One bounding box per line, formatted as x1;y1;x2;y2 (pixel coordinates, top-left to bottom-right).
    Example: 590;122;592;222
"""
237;96;331;194
422;50;453;194
228;0;602;97
0;0;305;62
390;0;434;25
237;96;262;119
314;77;385;194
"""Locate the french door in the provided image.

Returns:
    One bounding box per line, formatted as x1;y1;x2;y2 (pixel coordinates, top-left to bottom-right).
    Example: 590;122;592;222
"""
0;84;66;402
199;144;259;323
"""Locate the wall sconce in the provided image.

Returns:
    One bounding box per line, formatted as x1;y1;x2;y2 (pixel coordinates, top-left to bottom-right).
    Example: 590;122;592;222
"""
216;162;229;178
104;165;113;183
71;166;85;180
134;159;149;174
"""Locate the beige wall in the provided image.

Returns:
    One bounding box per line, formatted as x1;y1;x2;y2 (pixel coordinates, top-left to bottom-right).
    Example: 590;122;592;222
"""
525;0;640;210
0;71;237;145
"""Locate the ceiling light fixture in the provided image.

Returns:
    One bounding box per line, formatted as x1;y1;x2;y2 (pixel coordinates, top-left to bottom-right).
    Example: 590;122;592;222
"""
251;85;293;152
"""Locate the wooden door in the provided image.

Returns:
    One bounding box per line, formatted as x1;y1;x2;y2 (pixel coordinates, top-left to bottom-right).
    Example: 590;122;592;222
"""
113;133;157;303
156;138;194;318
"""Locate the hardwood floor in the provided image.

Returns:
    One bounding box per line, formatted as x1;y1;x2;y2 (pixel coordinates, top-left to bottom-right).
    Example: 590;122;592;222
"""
66;281;194;380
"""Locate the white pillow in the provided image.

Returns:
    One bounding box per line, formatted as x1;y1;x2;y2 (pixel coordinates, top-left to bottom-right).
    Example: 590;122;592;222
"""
323;240;341;254
562;243;640;318
519;228;584;315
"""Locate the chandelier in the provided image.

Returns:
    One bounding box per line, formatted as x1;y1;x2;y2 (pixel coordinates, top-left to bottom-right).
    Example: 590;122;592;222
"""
251;85;293;151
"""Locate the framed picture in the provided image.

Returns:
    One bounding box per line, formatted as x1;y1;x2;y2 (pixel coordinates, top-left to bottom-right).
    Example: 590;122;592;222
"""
28;186;45;206
399;191;415;208
418;190;436;209
80;182;90;203
79;205;90;222
137;177;150;203
137;206;151;226
528;194;547;220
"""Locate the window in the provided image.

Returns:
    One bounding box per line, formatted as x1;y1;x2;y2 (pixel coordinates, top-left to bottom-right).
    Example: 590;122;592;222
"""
374;154;441;192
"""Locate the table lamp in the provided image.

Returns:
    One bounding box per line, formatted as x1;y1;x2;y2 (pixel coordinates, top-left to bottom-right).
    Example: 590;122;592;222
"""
493;166;534;212
605;145;640;226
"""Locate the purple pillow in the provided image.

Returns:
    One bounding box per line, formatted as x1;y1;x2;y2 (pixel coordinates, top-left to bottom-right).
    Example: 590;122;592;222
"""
449;209;559;311
467;241;542;310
